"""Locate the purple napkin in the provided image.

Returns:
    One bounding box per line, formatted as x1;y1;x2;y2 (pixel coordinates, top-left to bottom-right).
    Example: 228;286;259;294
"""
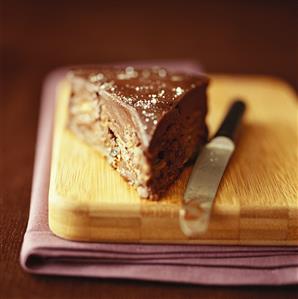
20;61;298;285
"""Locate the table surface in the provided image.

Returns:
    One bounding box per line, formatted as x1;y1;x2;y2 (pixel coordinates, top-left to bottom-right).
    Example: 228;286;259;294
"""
1;0;297;298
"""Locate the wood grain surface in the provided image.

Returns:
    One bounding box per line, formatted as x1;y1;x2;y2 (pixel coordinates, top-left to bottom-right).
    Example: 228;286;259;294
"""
1;0;297;298
49;75;298;245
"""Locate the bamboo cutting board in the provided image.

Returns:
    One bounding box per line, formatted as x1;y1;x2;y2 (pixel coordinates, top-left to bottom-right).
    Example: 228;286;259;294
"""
49;75;298;245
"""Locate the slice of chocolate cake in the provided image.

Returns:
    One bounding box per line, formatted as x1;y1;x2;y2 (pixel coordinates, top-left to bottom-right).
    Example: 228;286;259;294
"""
67;66;209;199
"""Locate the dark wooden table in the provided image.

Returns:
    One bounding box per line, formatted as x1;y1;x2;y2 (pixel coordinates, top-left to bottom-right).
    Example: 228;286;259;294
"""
1;1;297;298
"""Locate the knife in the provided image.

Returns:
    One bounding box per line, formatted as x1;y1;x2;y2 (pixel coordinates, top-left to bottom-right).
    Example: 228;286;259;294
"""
179;100;246;237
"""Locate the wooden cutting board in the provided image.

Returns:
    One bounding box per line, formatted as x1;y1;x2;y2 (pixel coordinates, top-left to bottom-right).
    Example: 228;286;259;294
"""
49;75;298;245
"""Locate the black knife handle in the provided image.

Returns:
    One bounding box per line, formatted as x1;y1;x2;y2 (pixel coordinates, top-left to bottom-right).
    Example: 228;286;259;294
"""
214;100;246;141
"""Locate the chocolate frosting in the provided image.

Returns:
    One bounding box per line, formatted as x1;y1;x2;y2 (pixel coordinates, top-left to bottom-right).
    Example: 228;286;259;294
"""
69;66;209;147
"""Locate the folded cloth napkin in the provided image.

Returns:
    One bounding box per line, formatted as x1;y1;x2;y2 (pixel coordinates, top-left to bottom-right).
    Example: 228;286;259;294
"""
20;61;298;285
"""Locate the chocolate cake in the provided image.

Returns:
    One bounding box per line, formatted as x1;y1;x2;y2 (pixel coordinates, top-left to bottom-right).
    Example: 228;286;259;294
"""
67;66;209;199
